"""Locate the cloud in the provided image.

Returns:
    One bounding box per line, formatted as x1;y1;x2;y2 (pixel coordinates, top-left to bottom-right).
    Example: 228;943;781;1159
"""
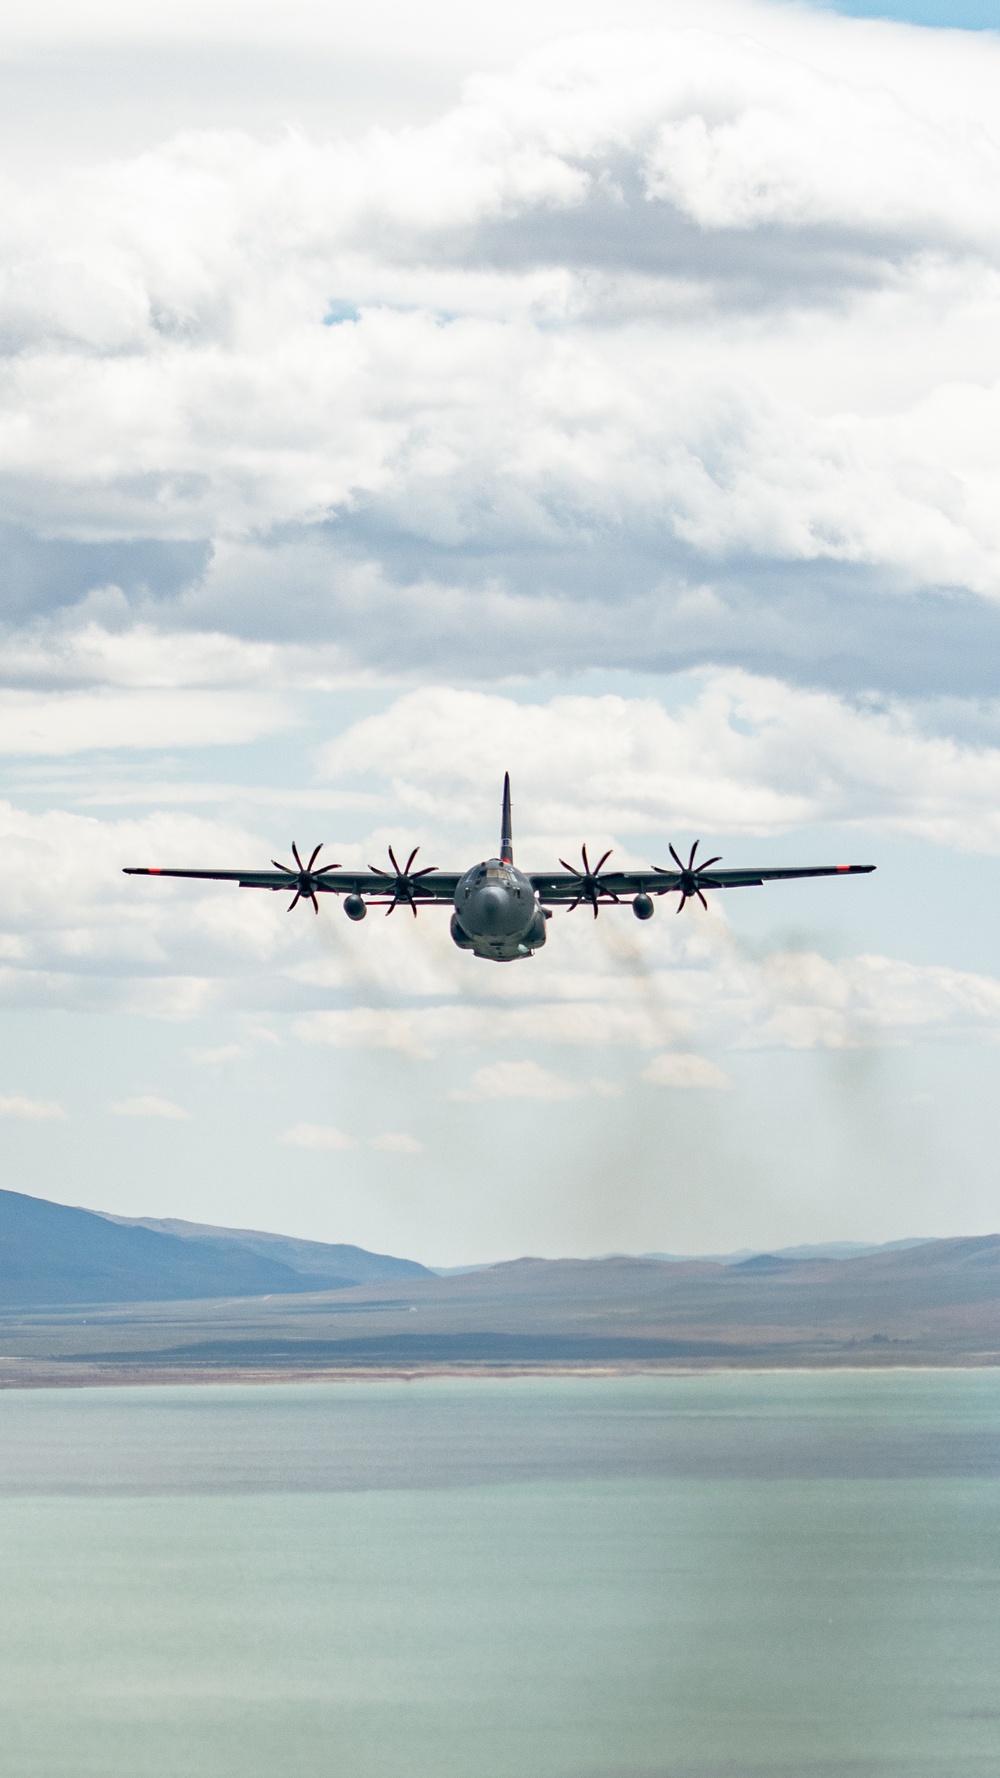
743;952;1000;1051
4;665;1000;1056
0;689;292;756
187;1043;246;1064
320;675;1000;852
294;1001;672;1058
638;33;1000;238
0;799;302;1011
0;0;998;1256
108;1093;190;1118
641;1052;732;1090
0;7;997;1083
452;1060;583;1101
279;1122;357;1150
3;5;1000;697
6;663;1000;1024
292;934;1000;1061
451;1061;621;1101
370;1131;423;1153
280;1124;421;1152
0;1092;67;1119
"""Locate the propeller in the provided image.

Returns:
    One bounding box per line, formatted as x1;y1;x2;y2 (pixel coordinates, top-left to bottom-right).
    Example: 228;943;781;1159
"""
272;842;340;913
368;845;436;916
558;844;619;918
654;840;722;912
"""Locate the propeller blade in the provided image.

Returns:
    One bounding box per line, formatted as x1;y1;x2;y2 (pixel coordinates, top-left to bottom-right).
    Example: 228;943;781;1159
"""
696;889;708;910
669;843;684;870
688;841;699;869
310;891;320;913
405;847;419;874
288;891;301;911
307;844;323;871
701;856;722;870
558;858;574;874
594;850;612;874
410;900;418;918
272;859;294;873
388;846;401;875
291;842;305;871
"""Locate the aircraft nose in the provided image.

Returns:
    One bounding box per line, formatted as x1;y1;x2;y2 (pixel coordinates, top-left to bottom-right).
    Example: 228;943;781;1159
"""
475;885;508;932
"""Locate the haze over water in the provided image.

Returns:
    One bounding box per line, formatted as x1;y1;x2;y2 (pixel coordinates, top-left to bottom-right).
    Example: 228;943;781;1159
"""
1;1372;998;1776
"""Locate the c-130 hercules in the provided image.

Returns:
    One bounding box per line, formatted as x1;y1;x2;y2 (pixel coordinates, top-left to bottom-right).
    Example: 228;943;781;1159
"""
125;775;875;963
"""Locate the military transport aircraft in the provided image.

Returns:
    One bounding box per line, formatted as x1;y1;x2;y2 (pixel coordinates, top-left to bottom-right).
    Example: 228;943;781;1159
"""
124;774;875;963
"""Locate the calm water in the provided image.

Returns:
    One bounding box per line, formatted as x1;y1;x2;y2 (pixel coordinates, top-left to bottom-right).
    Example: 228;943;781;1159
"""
0;1372;998;1776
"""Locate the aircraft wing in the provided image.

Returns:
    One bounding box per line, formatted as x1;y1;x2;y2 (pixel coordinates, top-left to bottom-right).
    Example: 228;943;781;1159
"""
122;866;462;899
529;864;875;902
124;863;875;900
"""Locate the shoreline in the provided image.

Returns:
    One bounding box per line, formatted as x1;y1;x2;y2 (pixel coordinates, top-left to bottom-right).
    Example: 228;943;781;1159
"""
3;1356;1000;1389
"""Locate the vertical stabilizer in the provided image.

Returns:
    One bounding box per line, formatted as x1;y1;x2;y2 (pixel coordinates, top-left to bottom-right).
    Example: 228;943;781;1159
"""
500;772;513;863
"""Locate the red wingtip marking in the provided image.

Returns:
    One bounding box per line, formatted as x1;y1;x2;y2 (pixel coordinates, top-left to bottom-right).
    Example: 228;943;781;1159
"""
148;868;162;874
836;865;850;871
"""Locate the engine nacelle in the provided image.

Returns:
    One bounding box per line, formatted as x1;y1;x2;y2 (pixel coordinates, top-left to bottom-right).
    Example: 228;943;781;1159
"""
344;894;367;921
450;912;475;949
632;893;655;921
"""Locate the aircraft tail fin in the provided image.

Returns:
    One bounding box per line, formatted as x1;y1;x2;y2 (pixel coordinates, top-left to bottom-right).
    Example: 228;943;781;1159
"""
500;771;513;863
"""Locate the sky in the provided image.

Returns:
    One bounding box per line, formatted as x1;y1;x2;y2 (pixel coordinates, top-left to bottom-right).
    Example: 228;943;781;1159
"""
2;0;1000;1265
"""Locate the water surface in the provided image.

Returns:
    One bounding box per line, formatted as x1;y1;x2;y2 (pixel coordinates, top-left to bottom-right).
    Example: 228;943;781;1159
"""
0;1372;998;1776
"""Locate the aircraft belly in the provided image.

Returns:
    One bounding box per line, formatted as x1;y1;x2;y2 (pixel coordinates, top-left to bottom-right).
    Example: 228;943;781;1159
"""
470;938;534;962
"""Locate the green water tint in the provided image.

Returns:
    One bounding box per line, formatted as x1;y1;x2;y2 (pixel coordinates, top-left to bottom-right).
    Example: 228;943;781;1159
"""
0;1374;999;1776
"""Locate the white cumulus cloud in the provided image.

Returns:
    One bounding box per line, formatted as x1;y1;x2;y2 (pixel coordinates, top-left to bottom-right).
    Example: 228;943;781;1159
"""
280;1122;357;1150
642;1053;732;1090
0;1092;67;1119
320;676;1000;852
452;1060;583;1102
3;2;1000;660
108;1094;190;1118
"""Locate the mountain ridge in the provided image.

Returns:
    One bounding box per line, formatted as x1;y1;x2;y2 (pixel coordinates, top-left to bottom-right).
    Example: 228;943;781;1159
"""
0;1188;430;1307
2;1218;1000;1375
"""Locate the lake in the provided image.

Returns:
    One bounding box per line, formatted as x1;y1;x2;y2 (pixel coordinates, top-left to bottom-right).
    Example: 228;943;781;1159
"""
0;1371;998;1776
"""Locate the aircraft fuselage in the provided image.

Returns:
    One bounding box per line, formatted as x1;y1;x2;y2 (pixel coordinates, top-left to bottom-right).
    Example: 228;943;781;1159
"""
450;859;548;961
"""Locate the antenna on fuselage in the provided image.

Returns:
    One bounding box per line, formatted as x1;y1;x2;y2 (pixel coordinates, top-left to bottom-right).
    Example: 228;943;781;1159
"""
500;771;513;864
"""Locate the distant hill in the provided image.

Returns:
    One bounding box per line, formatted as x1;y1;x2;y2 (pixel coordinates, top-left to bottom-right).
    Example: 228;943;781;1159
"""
5;1185;1000;1375
4;1226;1000;1377
0;1189;430;1307
415;1240;938;1279
100;1214;429;1286
639;1239;934;1265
